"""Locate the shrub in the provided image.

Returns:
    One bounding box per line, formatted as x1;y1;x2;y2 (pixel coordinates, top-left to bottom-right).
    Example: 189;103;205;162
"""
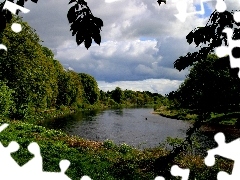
0;81;15;117
103;139;115;149
119;143;132;153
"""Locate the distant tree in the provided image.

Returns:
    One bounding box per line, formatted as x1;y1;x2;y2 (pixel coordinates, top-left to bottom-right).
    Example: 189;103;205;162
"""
99;90;107;102
111;87;123;104
78;73;100;105
56;70;84;108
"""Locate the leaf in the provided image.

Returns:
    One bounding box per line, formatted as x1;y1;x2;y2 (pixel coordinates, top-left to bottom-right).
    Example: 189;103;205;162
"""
75;3;79;10
157;0;166;6
92;33;101;45
16;0;25;6
84;35;92;49
186;31;193;44
76;31;84;45
67;6;76;23
93;17;103;28
0;14;6;31
69;0;75;4
2;9;12;23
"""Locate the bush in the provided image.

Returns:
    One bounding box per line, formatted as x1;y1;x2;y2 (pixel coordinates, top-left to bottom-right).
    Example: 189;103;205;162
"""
119;143;132;153
0;81;15;117
103;139;115;149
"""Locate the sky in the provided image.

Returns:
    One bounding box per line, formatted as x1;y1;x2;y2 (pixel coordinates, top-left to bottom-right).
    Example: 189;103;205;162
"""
17;0;240;95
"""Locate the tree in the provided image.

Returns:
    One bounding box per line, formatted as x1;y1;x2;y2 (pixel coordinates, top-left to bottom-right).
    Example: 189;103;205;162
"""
0;16;59;118
78;73;100;105
56;70;84;108
0;80;15;117
111;87;123;104
154;5;240;177
169;54;240;113
174;8;238;71
0;0;165;49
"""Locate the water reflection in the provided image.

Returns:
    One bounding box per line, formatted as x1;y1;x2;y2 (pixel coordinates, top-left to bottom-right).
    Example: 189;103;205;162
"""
41;108;192;149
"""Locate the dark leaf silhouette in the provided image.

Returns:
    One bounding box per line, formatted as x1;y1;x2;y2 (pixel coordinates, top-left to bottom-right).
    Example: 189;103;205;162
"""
68;1;103;49
92;33;101;45
157;0;166;6
174;10;239;71
0;0;104;49
84;35;92;49
67;5;76;23
69;0;75;4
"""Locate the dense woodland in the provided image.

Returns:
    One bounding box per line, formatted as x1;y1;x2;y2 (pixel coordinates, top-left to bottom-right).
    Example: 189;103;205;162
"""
0;16;164;121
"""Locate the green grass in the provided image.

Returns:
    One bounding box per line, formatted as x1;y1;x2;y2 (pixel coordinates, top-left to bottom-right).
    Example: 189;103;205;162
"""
154;105;240;126
0;117;233;180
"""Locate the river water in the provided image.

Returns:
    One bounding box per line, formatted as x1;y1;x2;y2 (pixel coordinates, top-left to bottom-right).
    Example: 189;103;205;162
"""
41;108;198;149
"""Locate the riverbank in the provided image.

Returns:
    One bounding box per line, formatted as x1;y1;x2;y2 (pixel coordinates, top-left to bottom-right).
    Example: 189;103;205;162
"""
153;105;198;121
0;117;232;179
154;105;240;125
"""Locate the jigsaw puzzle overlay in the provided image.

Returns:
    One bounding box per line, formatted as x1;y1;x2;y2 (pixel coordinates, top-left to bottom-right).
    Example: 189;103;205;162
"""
174;0;226;22
0;123;92;180
1;0;240;179
175;0;240;78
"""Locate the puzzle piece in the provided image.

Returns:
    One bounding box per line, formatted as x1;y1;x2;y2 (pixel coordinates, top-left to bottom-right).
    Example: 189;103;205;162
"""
210;1;240;78
154;165;190;180
174;0;226;22
215;26;240;78
204;132;240;180
0;123;92;179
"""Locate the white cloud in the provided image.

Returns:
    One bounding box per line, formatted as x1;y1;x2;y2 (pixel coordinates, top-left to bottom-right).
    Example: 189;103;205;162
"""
19;0;215;88
105;0;122;3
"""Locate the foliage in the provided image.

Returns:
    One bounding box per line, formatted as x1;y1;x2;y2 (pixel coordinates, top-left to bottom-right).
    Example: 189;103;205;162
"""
0;16;59;118
168;54;240;114
56;70;84;109
119;143;132;154
67;0;103;49
79;73;100;105
0;81;15;117
111;87;123;104
173;9;238;71
0;118;232;180
103;139;116;150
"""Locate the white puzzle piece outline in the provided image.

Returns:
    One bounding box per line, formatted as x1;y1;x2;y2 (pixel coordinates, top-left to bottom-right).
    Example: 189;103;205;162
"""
205;132;240;180
174;0;226;22
0;0;30;51
0;123;92;180
155;165;190;180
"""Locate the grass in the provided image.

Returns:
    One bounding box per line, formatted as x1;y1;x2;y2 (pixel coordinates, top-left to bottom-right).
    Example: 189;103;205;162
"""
154;105;198;121
0;117;234;179
154;105;240;126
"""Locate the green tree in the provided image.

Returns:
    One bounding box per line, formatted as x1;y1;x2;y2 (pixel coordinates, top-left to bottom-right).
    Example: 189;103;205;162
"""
111;87;123;104
78;73;100;105
0;81;15;117
0;16;59;118
169;54;240;113
56;70;84;108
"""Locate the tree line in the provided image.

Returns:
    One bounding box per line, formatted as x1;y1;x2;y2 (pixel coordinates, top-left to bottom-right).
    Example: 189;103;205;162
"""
0;16;163;120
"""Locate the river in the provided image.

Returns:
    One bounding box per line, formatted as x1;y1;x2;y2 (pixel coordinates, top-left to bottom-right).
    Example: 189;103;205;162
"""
41;108;195;149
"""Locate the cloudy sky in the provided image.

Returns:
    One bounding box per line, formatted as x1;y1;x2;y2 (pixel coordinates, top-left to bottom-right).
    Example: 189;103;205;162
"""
17;0;239;95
